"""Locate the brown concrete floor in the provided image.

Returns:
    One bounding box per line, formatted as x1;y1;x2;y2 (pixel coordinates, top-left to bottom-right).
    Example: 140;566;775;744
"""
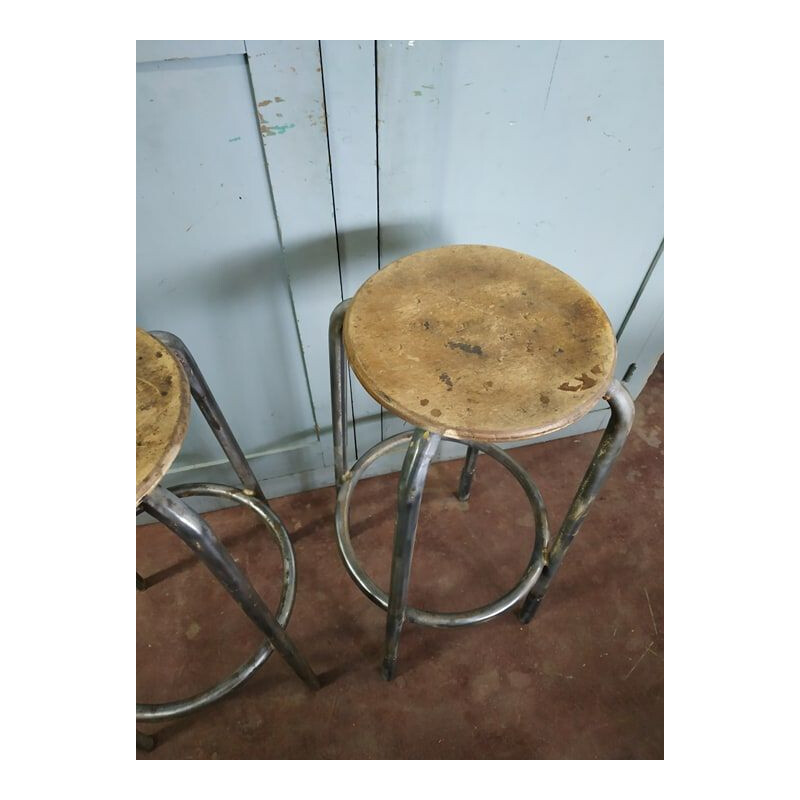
137;358;663;759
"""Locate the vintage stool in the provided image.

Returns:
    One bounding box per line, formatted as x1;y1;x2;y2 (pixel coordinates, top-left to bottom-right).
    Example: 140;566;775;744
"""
328;245;635;681
136;329;318;750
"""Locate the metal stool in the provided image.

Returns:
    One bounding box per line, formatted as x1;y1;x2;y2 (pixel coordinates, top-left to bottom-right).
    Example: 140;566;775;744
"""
136;329;319;750
329;245;635;681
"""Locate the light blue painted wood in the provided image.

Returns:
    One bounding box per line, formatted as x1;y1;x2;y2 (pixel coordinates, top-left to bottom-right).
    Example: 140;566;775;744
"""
317;42;376;460
136;40;245;63
319;40;384;460
376;39;663;329
245;41;343;463
136;55;322;491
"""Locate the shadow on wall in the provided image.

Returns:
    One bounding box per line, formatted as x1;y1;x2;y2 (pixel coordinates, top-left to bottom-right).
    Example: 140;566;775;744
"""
136;220;446;457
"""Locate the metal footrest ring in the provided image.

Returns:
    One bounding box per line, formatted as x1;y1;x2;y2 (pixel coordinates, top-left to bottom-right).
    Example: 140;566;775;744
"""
136;483;296;722
335;432;550;628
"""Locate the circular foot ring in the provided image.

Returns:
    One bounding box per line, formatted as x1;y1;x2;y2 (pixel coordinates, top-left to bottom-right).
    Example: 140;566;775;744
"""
136;483;295;722
335;432;550;628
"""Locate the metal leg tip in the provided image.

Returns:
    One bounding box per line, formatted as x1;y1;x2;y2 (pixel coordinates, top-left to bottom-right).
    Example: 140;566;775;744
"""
306;673;322;691
381;660;397;682
518;596;542;625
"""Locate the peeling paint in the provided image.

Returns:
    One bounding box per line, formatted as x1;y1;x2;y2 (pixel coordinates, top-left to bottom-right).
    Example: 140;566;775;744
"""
261;122;296;137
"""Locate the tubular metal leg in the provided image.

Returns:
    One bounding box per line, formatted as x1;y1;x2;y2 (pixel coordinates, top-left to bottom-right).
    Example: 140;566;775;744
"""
141;485;319;690
136;730;155;751
456;445;479;501
329;299;352;488
136;572;147;592
519;379;635;623
382;430;442;681
149;330;269;506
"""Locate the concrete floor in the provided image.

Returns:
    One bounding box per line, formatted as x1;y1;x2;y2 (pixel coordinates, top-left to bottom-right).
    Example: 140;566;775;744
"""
137;359;663;759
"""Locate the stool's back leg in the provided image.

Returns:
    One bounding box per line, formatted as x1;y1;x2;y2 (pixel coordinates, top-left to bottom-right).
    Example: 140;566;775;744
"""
142;485;320;690
519;379;635;623
149;331;269;506
456;445;480;501
329;299;352;487
382;430;442;680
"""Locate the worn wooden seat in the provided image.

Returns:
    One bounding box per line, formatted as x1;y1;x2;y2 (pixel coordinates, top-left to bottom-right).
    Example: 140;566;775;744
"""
344;245;616;442
136;328;190;504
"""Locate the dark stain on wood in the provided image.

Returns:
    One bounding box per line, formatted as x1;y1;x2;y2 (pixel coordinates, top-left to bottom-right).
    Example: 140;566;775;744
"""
439;372;453;390
447;340;484;356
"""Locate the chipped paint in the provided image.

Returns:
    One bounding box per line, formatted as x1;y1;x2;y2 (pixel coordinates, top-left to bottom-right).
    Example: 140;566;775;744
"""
260;122;296;137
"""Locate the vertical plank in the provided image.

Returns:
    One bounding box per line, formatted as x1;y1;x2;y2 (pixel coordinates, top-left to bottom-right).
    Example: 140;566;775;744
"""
245;40;343;468
319;40;383;459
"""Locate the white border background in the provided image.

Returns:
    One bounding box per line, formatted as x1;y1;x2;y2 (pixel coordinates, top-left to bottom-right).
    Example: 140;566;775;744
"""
3;0;794;791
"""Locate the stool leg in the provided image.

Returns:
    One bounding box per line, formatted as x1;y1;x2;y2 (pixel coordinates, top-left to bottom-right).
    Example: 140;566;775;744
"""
149;330;269;506
142;485;320;690
382;429;442;681
456;445;479;501
329;299;352;487
136;730;155;751
136;572;147;592
519;379;635;623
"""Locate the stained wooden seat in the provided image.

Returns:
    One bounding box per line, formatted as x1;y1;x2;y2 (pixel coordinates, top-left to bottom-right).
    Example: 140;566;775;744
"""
344;245;617;442
136;328;190;504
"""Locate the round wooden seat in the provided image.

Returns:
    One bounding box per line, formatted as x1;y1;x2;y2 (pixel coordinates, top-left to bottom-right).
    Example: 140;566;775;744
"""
136;329;190;504
344;245;617;442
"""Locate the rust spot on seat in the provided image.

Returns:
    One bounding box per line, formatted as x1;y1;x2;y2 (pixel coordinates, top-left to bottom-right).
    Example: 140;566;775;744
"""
558;373;598;392
431;408;442;417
